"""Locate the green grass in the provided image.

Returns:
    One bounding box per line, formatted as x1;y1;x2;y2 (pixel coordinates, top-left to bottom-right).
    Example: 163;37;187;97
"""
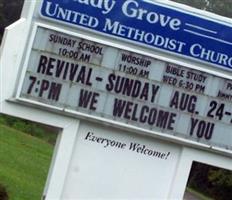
187;187;213;200
0;124;55;200
0;115;58;145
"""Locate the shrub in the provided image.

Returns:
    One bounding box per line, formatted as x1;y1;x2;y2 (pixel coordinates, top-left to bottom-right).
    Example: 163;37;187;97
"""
0;184;8;200
0;114;58;144
208;169;232;200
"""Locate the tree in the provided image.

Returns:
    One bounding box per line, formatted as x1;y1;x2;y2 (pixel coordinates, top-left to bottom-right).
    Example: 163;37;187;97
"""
0;184;8;200
171;0;232;18
208;169;232;200
171;0;208;10
0;0;24;41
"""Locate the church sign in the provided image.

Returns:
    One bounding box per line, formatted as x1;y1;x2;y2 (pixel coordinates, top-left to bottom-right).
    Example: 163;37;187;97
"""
18;26;232;151
40;0;232;71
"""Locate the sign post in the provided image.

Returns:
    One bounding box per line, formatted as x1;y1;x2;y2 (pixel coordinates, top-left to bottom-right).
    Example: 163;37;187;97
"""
1;0;232;199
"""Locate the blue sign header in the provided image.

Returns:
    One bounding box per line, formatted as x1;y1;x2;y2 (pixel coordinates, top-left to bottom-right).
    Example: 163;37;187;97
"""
41;0;232;71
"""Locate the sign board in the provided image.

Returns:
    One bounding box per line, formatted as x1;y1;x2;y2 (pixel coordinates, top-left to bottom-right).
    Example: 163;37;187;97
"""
18;25;232;151
40;0;232;71
61;121;181;199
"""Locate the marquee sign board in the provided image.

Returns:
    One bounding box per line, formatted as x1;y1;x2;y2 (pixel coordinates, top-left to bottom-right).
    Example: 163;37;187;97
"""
40;0;232;71
18;25;232;151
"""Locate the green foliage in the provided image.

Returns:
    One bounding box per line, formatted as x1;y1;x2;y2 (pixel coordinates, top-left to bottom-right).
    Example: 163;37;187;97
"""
0;114;58;144
208;169;232;200
209;169;232;187
171;0;232;18
0;0;24;42
205;0;232;18
0;184;8;200
188;162;212;193
0;124;54;200
187;162;232;200
1;0;24;21
171;0;207;10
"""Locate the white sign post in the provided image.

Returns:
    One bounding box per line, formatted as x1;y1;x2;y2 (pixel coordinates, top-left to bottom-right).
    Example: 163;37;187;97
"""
1;0;232;199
